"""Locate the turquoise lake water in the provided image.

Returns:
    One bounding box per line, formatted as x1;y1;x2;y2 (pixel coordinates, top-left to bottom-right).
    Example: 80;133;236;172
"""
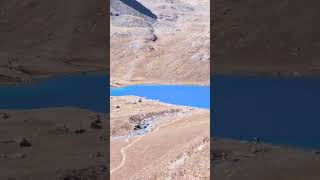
212;75;320;149
111;84;210;109
0;73;210;113
0;73;108;112
2;72;320;149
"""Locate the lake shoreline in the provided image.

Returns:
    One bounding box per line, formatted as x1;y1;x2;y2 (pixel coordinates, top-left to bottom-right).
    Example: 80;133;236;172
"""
212;137;320;180
110;79;210;88
111;84;210;109
0;70;108;86
0;72;107;112
110;96;210;179
111;95;210;111
213;136;320;152
0;71;109;179
212;71;320;79
212;73;320;180
212;75;320;149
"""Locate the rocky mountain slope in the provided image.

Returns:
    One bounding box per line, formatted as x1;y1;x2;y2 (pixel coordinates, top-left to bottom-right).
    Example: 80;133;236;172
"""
110;0;210;86
0;0;107;84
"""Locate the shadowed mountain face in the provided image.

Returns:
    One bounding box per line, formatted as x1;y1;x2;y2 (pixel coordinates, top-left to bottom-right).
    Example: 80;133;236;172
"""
119;0;157;19
110;0;157;26
111;0;210;86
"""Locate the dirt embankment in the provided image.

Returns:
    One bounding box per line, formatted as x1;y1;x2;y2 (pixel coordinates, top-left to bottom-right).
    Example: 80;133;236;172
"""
213;0;320;77
110;0;210;86
0;0;107;84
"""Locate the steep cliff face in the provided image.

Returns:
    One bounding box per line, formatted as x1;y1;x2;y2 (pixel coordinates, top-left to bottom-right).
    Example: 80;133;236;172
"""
110;0;210;86
0;0;107;83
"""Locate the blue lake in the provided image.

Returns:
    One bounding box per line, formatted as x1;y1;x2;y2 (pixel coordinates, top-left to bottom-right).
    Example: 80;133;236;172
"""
0;73;210;113
0;73;108;112
111;84;210;109
212;75;320;149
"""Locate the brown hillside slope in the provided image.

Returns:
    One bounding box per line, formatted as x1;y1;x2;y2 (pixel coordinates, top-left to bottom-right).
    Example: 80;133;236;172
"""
110;0;210;86
212;138;320;180
0;0;107;84
213;0;320;76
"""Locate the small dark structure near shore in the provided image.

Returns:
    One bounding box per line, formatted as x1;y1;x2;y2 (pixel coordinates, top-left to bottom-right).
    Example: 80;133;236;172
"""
90;115;103;129
19;138;32;147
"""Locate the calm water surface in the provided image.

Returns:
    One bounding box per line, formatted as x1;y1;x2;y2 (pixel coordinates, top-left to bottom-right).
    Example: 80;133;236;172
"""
0;73;108;112
212;75;320;149
111;84;210;109
0;74;210;113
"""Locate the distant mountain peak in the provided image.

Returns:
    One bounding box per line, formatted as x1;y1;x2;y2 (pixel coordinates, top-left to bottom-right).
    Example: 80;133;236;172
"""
110;0;157;27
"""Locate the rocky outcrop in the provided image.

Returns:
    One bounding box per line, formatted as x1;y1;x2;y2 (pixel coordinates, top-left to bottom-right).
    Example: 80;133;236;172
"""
129;108;182;124
110;0;157;27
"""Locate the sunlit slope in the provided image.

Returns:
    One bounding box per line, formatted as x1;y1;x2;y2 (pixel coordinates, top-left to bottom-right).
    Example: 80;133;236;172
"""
110;0;210;86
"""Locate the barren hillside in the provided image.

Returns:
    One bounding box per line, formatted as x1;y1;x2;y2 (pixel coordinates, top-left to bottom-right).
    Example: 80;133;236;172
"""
110;0;210;86
212;138;320;180
0;108;108;180
213;0;320;76
110;96;210;179
0;0;107;84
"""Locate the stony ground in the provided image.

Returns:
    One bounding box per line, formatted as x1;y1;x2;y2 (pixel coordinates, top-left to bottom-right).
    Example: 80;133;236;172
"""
110;96;210;179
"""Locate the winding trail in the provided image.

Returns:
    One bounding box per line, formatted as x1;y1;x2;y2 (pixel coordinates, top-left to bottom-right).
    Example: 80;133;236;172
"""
110;134;145;174
110;113;187;175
